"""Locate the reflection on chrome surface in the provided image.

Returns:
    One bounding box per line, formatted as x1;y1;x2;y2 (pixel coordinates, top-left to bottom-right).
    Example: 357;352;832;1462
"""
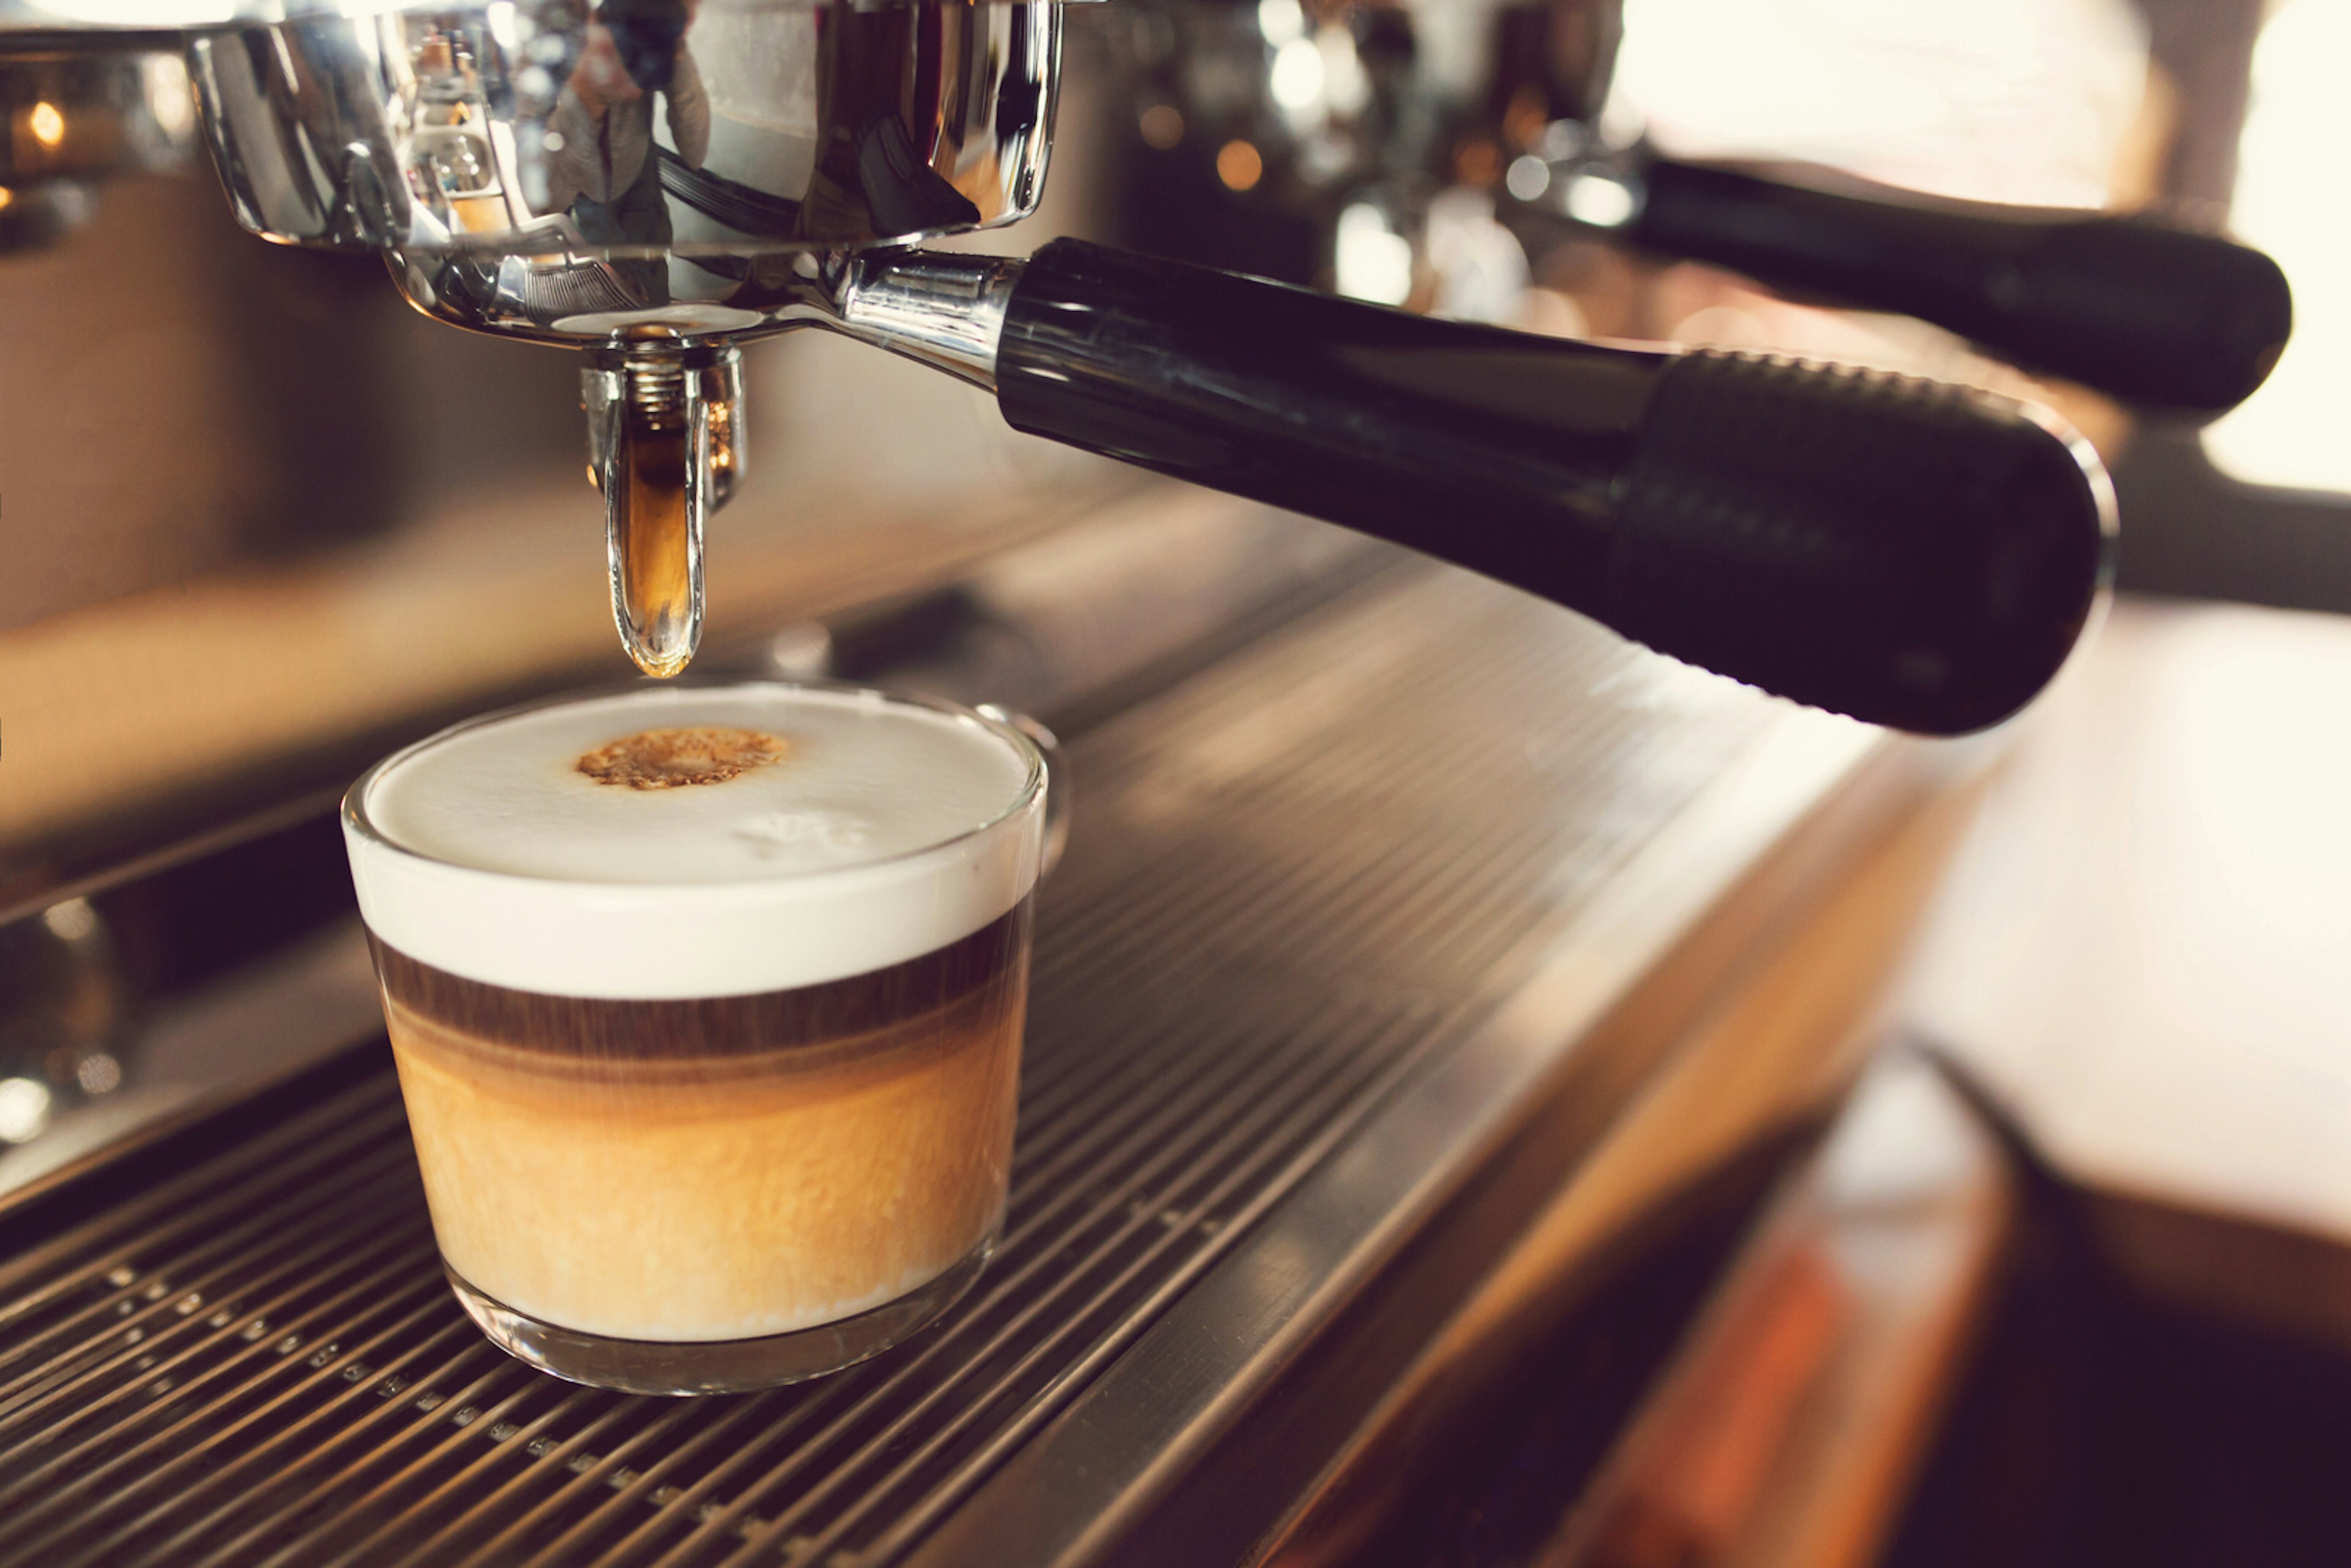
0;898;133;1149
190;0;1055;263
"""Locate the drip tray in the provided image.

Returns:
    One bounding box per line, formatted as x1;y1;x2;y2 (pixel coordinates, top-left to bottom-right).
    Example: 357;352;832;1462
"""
0;561;1884;1566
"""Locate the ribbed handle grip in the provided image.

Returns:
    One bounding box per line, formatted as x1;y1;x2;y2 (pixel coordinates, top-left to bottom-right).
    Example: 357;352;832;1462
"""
1630;158;2292;415
1610;351;2112;734
994;239;2113;735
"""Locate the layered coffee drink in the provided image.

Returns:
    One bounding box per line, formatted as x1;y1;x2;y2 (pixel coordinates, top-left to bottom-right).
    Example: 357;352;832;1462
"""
342;683;1051;1392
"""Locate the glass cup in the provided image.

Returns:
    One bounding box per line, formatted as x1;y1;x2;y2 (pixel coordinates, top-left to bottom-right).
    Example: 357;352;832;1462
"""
342;681;1061;1394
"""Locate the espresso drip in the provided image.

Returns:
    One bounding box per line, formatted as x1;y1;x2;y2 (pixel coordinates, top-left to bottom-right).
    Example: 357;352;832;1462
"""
617;432;693;676
599;357;707;678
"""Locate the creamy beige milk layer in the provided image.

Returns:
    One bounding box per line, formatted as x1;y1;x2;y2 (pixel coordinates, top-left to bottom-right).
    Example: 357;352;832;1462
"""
386;987;1023;1342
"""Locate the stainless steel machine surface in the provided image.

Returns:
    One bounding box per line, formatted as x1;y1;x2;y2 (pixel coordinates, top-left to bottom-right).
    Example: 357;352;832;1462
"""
0;546;1935;1565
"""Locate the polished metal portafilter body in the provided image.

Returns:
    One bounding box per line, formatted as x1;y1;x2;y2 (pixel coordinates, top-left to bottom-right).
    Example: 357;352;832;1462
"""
190;0;1054;254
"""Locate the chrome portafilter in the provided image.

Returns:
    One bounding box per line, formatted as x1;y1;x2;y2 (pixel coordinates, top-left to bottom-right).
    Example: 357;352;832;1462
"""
187;0;1054;676
174;0;2114;734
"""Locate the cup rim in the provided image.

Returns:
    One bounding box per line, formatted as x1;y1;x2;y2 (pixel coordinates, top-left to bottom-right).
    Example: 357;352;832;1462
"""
342;677;1048;898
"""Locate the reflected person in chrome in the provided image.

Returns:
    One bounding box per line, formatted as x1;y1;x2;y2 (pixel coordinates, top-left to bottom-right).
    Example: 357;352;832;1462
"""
342;683;1057;1394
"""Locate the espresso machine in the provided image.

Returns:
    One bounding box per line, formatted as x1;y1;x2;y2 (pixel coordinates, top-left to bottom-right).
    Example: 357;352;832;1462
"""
0;3;2304;1562
0;0;2212;733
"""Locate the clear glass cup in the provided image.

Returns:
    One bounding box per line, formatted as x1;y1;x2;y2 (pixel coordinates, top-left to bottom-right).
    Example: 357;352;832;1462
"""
342;681;1060;1394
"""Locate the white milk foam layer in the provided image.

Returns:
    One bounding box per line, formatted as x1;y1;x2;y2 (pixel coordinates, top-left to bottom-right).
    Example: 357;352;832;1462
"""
345;685;1044;999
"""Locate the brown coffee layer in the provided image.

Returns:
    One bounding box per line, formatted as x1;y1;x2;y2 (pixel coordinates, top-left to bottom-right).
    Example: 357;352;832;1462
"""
369;899;1031;1059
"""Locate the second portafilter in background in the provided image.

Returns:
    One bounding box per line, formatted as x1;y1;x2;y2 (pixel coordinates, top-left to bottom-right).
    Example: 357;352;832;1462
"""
1107;0;2290;416
172;0;2117;733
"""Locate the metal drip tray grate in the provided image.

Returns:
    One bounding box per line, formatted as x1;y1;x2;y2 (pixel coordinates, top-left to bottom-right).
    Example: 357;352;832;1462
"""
0;568;1777;1566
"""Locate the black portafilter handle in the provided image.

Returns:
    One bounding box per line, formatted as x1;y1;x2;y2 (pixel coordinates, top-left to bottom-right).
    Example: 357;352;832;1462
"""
994;239;2113;737
1625;158;2292;416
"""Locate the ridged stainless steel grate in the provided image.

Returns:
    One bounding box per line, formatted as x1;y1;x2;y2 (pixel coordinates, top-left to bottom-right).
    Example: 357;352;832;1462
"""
0;567;1775;1566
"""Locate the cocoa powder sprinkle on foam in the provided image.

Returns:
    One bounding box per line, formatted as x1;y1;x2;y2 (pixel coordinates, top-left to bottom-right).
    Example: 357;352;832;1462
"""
576;727;790;790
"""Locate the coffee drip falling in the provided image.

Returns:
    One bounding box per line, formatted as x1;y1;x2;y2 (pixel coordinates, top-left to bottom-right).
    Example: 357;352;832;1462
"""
585;349;740;678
